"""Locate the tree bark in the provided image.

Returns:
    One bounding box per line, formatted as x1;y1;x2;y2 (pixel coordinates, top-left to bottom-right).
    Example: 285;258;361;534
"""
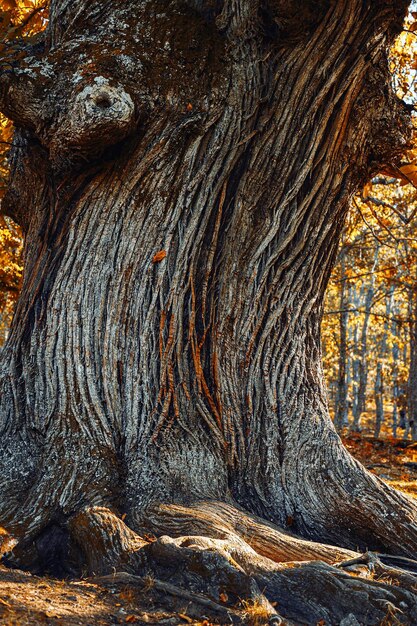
1;0;417;620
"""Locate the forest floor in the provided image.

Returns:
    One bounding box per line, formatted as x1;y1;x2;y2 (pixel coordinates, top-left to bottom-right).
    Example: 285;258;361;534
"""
343;432;417;498
0;430;416;626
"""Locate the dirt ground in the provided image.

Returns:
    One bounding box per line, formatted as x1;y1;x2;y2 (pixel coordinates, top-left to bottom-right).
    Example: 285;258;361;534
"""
343;432;417;498
0;566;216;625
0;433;415;626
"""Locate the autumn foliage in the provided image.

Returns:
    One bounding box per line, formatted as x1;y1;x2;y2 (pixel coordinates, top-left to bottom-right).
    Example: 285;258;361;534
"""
323;13;417;439
0;1;47;342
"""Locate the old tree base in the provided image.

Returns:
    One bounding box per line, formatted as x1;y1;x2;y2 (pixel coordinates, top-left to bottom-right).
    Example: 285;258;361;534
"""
1;0;417;623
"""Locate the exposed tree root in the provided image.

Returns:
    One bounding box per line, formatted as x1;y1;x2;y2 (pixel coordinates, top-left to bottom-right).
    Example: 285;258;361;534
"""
3;501;417;624
133;501;358;564
44;503;417;624
68;507;146;576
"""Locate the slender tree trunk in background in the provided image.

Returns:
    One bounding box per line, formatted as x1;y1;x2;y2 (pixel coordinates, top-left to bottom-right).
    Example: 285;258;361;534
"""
352;250;379;431
374;361;384;438
346;286;353;416
408;282;417;441
351;286;360;417
392;302;400;439
335;252;349;430
0;1;417;620
374;290;392;438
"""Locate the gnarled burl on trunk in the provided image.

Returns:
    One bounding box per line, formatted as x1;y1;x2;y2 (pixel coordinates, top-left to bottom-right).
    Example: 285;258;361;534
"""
0;1;417;623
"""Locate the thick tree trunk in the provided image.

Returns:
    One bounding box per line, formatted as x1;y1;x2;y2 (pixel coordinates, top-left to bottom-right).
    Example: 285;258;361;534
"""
1;0;417;620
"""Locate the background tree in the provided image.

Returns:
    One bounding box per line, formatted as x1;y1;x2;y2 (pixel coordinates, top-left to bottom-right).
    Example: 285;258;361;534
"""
322;16;417;441
323;168;417;440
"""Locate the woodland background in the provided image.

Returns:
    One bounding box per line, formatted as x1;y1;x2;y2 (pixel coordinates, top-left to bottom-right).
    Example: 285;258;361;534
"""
1;1;417;443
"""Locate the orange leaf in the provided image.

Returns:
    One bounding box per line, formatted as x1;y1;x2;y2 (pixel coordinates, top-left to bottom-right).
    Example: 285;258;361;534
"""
152;250;167;263
178;614;193;623
399;164;417;187
362;182;372;197
125;616;139;623
219;592;228;603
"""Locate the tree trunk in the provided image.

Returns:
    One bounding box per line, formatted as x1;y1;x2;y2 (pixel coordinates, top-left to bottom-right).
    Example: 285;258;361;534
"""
1;0;417;620
408;282;417;441
392;298;400;439
352;248;379;431
374;361;384;438
374;290;392;438
351;285;360;417
334;252;349;430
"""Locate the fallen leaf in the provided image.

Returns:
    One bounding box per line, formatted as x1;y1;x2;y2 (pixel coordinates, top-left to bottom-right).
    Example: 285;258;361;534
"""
152;250;167;263
362;182;372;197
178;614;193;623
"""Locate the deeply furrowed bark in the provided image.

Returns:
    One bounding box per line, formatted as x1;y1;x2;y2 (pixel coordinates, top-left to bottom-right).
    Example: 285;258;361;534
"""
1;0;417;622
